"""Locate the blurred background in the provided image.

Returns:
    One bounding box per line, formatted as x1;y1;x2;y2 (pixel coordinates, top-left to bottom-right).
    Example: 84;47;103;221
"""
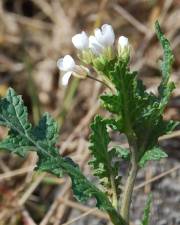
0;0;179;225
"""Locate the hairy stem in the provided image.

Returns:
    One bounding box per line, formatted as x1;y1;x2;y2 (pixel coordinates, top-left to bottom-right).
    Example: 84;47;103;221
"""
120;138;138;224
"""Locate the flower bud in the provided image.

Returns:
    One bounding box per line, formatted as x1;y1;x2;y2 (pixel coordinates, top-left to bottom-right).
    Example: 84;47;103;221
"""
94;24;115;47
72;31;89;50
118;36;128;49
117;36;130;59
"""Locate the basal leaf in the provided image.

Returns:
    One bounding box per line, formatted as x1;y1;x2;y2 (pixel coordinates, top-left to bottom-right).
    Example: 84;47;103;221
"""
37;152;125;225
32;113;59;146
0;88;125;225
32;112;59;156
0;88;31;134
0;130;33;157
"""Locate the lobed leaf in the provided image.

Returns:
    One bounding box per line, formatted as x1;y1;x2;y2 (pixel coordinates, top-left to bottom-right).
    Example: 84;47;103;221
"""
155;21;175;112
0;88;125;225
0;130;33;157
89;115;121;199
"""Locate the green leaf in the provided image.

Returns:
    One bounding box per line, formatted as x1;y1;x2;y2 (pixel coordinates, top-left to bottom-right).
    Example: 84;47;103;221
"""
0;88;33;156
37;156;64;177
89;115;121;201
139;147;167;167
32;113;59;156
110;146;130;160
141;194;152;225
0;88;125;225
32;113;59;145
89;115;110;180
100;60;139;134
101;94;121;114
0;88;31;134
0;130;32;157
37;153;125;225
155;21;175;111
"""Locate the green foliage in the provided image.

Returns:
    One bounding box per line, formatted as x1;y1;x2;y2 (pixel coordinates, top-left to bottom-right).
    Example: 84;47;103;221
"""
0;130;32;157
139;147;167;167
89;115;121;200
32;113;59;146
92;22;178;168
0;88;125;225
155;21;175;111
110;146;130;160
141;194;152;225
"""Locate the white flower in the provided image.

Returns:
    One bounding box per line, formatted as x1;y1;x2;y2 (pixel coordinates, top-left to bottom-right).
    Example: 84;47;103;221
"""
118;36;128;50
57;55;75;72
89;35;104;55
57;55;89;86
94;24;115;47
61;71;72;86
72;31;89;50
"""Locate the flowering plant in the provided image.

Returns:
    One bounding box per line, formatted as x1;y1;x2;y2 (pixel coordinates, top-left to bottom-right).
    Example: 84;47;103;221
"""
0;22;178;225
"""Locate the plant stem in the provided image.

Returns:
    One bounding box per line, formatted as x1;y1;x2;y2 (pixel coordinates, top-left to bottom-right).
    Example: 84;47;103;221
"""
107;208;126;225
110;173;118;209
87;74;113;91
120;138;138;224
57;78;79;125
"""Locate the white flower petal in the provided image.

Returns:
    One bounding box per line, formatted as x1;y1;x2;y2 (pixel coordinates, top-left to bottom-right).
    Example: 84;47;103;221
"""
118;36;128;49
61;71;72;86
63;55;75;71
89;35;104;55
102;24;115;46
94;24;115;47
94;28;103;43
72;31;89;50
57;55;75;72
57;58;64;71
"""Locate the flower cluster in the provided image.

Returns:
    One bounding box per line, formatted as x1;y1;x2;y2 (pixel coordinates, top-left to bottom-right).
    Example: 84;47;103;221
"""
57;24;129;86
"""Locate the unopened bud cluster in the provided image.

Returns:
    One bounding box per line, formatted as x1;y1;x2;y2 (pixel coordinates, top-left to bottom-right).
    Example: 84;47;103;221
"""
57;24;130;86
